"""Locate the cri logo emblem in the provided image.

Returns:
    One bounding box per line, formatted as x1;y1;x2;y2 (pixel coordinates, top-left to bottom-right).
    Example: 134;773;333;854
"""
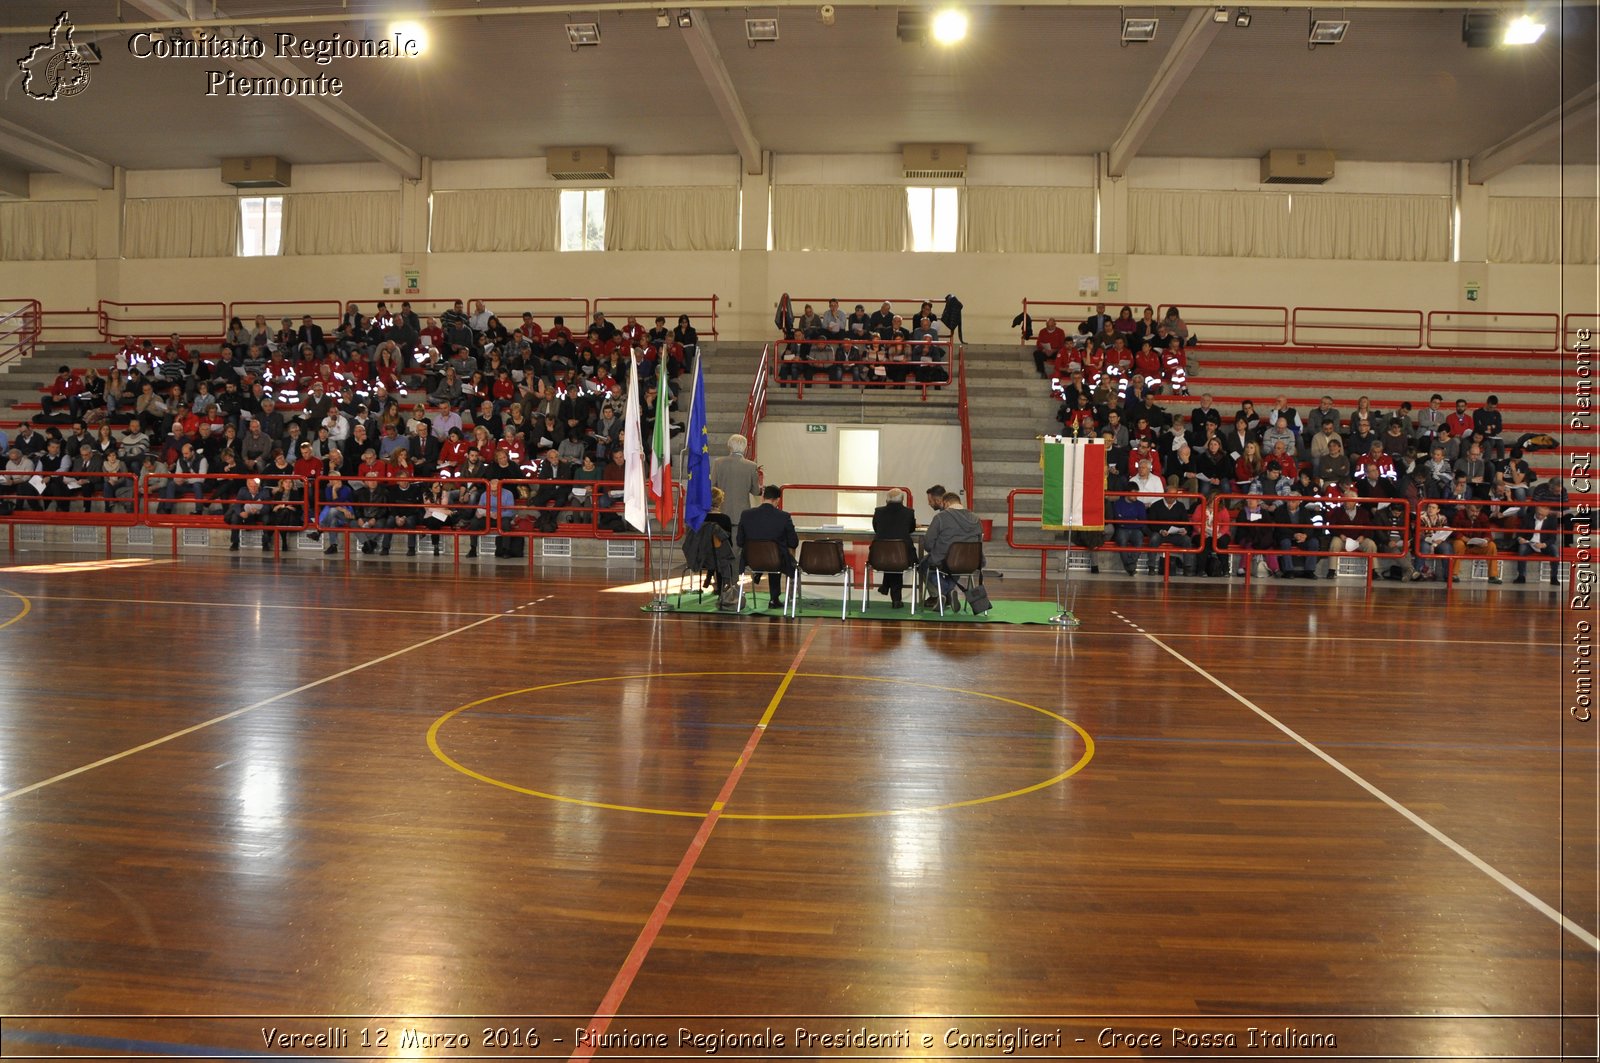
18;11;93;101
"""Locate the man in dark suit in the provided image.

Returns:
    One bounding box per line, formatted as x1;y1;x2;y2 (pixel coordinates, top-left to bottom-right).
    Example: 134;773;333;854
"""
297;314;327;357
1513;504;1562;585
736;484;798;609
1078;303;1111;338
871;487;917;608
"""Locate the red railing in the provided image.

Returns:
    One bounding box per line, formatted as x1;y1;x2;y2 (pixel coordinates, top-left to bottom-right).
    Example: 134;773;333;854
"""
1208;492;1413;590
465;297;591;330
776;484;914;527
99;301;226;346
1289;306;1426;348
957;346;974;506
788;297;935;325
1006;487;1207;583
1564;314;1598;352
1018;300;1289;347
227;300;342;334
0;299;40;370
769;338;954;400
1425;310;1560;352
1416;497;1585;597
36;307;103;345
740;343;770;462
592;295;718;341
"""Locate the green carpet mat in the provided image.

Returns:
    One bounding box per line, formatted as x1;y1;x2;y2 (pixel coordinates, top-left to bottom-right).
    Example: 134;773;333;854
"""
649;592;1068;625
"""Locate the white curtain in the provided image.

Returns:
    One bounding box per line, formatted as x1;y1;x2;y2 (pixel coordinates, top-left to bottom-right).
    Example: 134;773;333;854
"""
772;185;904;252
0;201;96;261
429;188;558;253
1288;193;1449;262
280;191;400;255
1130;189;1292;257
608;186;736;251
123;197;238;259
966;187;1093;253
1489;196;1599;264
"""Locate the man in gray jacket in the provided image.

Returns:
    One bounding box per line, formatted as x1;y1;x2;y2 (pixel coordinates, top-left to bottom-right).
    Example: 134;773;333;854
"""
711;434;762;516
919;491;984;608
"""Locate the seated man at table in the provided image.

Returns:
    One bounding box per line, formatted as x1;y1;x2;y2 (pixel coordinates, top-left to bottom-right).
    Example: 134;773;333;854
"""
919;490;984;609
736;484;798;609
871;487;917;608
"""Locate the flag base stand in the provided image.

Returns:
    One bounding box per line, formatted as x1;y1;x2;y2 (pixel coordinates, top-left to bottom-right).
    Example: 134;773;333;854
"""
1048;609;1081;627
642;597;675;613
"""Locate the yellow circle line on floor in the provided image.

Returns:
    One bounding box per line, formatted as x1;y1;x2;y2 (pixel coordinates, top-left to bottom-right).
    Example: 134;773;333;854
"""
0;587;31;631
427;671;1095;821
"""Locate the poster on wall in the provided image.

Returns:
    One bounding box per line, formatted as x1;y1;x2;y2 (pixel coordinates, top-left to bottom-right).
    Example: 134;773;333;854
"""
382;274;400;294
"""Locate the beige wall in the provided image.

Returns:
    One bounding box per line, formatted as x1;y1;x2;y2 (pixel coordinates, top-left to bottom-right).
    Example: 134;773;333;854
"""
1;157;1591;344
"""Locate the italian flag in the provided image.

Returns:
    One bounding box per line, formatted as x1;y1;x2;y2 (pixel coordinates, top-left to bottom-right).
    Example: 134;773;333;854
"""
648;357;674;525
1042;437;1106;531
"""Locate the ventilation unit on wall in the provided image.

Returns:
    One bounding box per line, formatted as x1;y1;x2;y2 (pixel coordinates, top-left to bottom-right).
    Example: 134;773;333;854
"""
902;143;968;179
1260;149;1335;185
221;156;291;188
546;147;615;181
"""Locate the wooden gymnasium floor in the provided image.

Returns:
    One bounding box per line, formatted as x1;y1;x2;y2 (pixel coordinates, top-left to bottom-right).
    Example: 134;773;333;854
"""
0;552;1594;1061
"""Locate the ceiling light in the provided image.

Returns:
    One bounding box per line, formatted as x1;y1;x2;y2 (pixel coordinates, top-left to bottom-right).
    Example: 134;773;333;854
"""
1121;17;1159;42
1503;14;1546;46
1212;7;1230;24
676;10;693;29
1235;7;1251;28
389;20;428;56
655;9;670;28
565;22;601;47
1308;19;1348;45
745;17;779;42
931;9;968;45
819;4;836;27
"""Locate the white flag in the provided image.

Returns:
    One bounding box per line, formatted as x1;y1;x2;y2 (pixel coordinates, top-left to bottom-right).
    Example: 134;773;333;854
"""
622;354;647;533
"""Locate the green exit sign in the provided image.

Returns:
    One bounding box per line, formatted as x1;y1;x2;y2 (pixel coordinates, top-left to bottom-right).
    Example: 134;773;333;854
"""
806;424;828;433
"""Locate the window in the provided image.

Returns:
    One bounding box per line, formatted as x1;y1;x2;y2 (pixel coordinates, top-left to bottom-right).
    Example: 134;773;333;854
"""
238;195;283;256
560;189;606;251
907;186;959;252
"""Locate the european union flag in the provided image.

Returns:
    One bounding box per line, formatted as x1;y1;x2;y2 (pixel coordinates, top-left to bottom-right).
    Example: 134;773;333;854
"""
683;353;712;532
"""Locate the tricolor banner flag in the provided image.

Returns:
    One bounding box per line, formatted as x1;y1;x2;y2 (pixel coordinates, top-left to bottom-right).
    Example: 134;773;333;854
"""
1042;436;1107;531
648;355;674;525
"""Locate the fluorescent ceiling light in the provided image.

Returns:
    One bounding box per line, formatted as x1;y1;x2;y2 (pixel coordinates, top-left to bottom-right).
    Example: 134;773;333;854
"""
565;22;601;46
931;9;969;45
1309;19;1348;45
745;17;779;42
1503;15;1546;46
1121;17;1158;42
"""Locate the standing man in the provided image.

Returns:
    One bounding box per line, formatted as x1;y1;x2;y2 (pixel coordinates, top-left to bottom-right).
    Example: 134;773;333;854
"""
711;434;762;516
736;485;798;610
871;488;917;608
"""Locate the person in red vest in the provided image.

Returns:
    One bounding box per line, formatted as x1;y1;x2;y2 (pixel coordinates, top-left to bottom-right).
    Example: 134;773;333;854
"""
1033;318;1068;378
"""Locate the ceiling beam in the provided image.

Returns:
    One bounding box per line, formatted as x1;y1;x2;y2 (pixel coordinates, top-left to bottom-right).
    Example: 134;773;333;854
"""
681;9;763;176
1107;7;1223;179
4;1;1552;34
125;0;423;180
0;118;114;189
1469;84;1600;184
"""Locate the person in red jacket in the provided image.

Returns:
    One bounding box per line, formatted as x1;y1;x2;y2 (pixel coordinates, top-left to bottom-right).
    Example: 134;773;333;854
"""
1444;398;1473;441
1033;318;1068;378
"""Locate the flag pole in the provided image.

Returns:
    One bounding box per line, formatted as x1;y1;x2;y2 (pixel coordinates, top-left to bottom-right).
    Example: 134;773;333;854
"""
644;354;674;614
